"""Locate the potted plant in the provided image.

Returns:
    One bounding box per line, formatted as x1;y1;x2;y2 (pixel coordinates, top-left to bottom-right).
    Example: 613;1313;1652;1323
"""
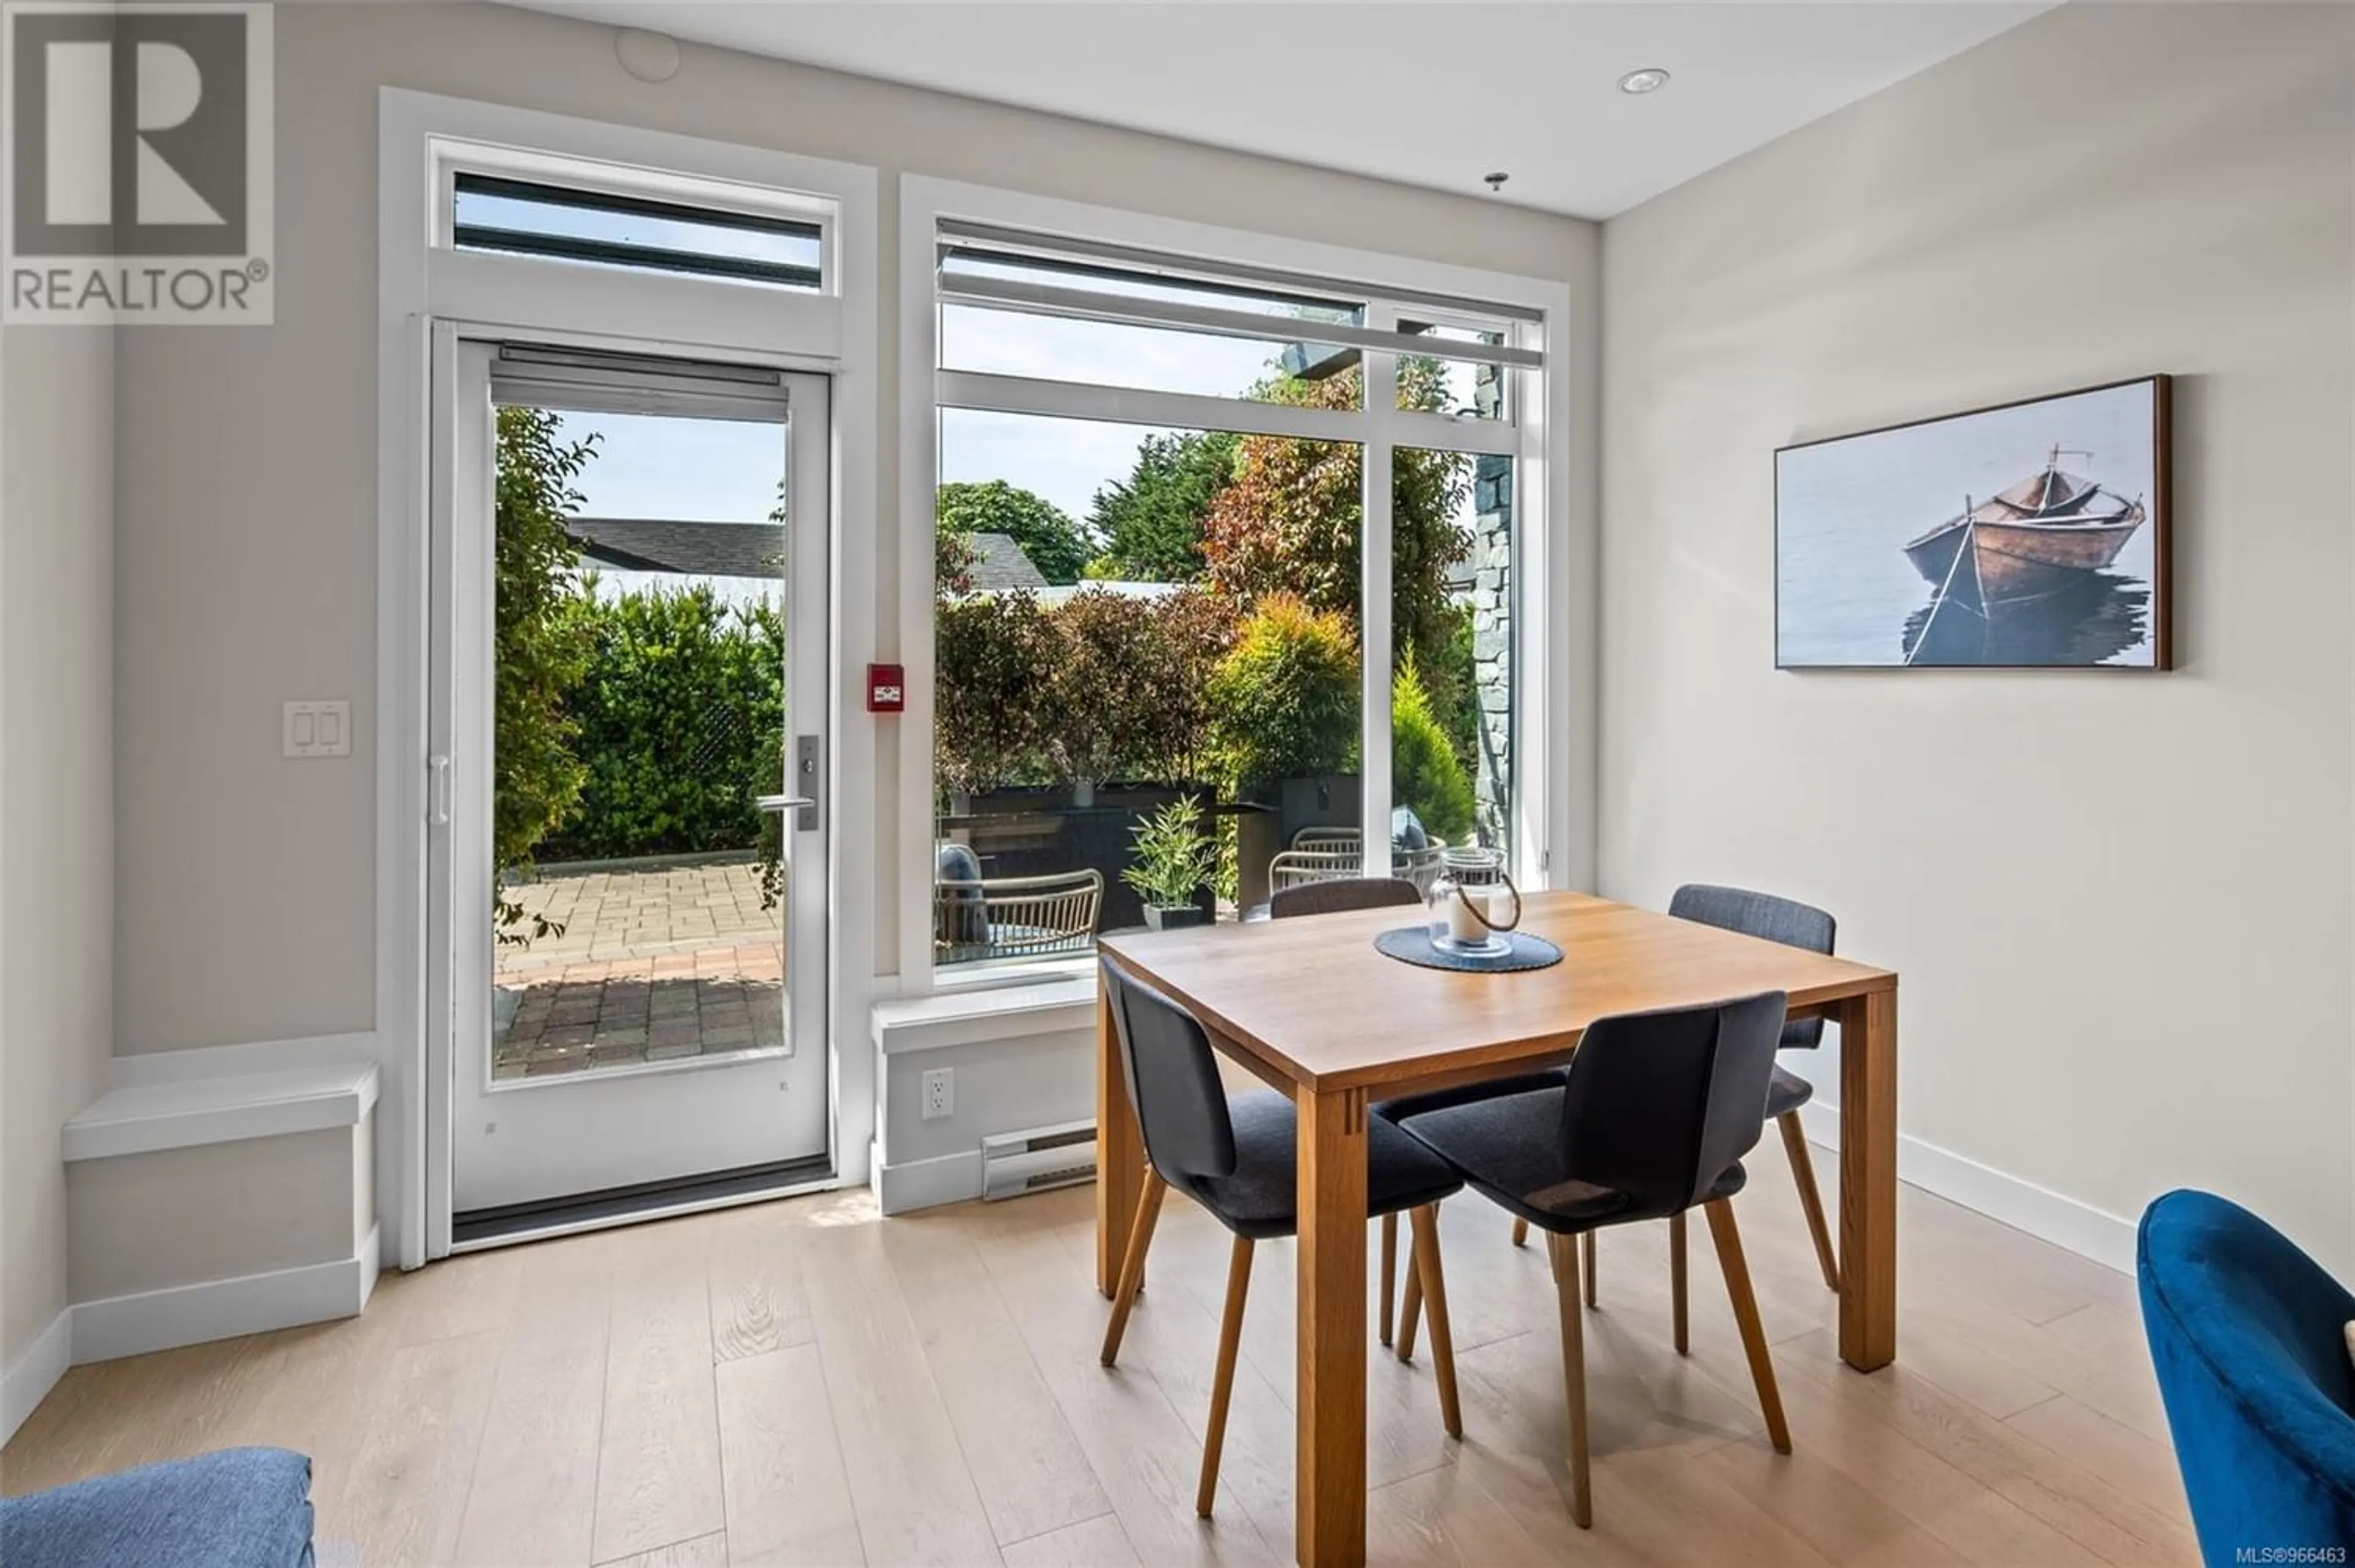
1122;795;1217;930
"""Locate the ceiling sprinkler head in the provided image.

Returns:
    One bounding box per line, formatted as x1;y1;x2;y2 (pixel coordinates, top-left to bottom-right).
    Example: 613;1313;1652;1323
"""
1618;67;1671;95
1483;172;1509;193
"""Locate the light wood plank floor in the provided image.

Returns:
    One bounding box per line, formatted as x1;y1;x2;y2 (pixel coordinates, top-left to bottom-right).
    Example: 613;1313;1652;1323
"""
1;1131;2195;1567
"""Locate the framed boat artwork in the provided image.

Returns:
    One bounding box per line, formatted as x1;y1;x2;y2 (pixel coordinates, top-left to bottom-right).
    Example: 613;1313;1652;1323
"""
1775;376;2172;669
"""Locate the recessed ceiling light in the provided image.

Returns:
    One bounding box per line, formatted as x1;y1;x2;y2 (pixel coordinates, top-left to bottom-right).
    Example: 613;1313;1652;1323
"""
616;28;681;83
1618;67;1671;96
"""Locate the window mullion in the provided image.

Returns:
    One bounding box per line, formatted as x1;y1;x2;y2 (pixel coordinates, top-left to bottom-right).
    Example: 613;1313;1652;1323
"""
935;368;1369;444
1367;405;1517;457
1361;319;1398;881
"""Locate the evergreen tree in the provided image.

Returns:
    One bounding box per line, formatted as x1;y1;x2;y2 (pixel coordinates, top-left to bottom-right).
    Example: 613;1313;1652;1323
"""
1086;429;1237;581
936;480;1093;585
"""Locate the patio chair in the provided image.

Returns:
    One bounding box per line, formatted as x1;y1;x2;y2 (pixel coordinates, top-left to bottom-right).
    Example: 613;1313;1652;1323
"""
1267;844;1362;892
1268;826;1448;896
935;849;1103;964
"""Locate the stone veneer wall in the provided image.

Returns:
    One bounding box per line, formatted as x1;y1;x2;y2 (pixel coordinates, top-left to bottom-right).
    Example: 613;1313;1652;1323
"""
1468;364;1514;845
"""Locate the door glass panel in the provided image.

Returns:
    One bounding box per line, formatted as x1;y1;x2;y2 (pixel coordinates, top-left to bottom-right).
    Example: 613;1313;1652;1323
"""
490;403;790;1080
1390;448;1512;884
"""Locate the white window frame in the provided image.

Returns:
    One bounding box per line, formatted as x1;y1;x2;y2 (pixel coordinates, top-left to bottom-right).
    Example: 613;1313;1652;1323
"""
897;175;1574;994
378;90;878;1269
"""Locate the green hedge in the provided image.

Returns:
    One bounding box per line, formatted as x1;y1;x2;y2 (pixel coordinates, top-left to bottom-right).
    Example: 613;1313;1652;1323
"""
526;579;1476;867
535;582;784;862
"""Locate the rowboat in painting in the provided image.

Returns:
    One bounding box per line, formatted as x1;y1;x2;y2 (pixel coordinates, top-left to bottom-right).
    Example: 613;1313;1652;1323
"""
1902;448;2146;608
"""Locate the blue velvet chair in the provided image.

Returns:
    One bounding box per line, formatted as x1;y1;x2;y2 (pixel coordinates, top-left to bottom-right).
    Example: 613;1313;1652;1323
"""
2139;1190;2355;1565
0;1447;315;1567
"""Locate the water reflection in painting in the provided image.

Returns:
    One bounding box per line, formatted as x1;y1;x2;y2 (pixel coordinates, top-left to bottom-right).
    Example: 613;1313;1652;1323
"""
1902;570;2150;667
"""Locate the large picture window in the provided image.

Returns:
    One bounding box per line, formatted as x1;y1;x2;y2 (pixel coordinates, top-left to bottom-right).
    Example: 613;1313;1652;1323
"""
921;212;1545;974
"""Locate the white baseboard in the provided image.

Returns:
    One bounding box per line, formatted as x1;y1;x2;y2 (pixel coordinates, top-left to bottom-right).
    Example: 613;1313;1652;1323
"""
1796;1100;2137;1276
875;1149;983;1214
1;1310;74;1447
72;1225;381;1365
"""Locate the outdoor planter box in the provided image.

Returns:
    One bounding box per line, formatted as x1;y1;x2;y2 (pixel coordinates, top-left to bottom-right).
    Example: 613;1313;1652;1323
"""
1236;773;1360;911
947;782;1216;933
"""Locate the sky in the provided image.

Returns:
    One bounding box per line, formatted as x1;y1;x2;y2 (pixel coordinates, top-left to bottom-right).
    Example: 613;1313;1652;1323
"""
496;213;1492;541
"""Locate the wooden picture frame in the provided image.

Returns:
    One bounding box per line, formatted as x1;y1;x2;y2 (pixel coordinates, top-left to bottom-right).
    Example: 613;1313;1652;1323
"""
1775;375;2172;670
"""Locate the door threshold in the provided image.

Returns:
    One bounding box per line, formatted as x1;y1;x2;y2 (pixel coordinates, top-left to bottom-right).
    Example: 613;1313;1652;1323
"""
450;1154;838;1253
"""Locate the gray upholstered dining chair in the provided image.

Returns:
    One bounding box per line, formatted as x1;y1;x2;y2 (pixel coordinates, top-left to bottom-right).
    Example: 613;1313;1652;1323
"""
1097;957;1467;1518
1392;992;1796;1528
1668;884;1842;1293
1503;883;1843;1329
1267;874;1422;921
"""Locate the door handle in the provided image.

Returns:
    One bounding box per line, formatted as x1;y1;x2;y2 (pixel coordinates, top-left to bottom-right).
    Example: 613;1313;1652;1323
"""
429;754;451;827
759;735;822;831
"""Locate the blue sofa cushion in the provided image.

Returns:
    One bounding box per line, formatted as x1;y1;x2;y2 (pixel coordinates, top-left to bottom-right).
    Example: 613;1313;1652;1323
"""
0;1447;314;1568
2139;1190;2355;1566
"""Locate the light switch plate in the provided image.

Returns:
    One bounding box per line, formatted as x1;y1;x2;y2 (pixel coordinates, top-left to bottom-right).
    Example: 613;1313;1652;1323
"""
283;700;351;759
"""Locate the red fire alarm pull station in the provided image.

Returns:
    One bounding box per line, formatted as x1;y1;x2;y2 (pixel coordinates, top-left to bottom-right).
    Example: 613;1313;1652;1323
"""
867;664;905;713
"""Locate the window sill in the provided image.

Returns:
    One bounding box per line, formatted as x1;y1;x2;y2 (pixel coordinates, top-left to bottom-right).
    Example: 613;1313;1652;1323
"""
871;971;1097;1057
930;953;1096;995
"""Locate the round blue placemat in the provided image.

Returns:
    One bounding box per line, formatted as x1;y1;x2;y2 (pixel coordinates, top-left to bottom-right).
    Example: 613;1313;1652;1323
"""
1374;925;1564;973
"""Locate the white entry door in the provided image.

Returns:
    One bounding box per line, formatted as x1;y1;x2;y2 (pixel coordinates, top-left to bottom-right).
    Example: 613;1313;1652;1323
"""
431;334;832;1222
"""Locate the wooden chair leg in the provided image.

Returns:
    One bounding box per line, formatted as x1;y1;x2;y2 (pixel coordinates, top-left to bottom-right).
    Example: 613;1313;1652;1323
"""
1669;1210;1689;1356
1396;1233;1423;1362
1512;1216;1530;1249
1378;1211;1398;1347
1099;1172;1167;1366
1704;1198;1791;1454
1549;1233;1593;1528
1580;1230;1598;1309
1408;1206;1462;1438
1779;1111;1841;1292
1196;1234;1254;1517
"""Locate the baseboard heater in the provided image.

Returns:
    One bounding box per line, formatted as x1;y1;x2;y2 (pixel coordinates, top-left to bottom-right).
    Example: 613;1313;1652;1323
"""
981;1119;1097;1201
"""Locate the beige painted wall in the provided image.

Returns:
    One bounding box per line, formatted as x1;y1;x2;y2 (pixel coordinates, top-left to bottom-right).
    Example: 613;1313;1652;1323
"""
112;0;1597;1055
2;324;117;1368
1599;2;2355;1271
66;1122;366;1302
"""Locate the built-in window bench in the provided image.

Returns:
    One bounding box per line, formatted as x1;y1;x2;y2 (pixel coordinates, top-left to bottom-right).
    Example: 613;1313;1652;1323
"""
61;1064;380;1363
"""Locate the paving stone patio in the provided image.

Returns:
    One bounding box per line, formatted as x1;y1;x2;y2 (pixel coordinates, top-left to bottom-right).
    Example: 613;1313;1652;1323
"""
493;859;785;1078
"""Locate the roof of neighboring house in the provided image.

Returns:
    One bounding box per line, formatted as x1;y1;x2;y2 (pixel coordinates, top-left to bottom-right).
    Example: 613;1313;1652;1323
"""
1035;580;1180;608
566;517;784;580
963;531;1049;591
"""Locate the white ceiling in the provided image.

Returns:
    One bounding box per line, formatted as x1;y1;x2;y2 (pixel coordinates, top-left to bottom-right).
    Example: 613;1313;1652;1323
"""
505;2;2055;220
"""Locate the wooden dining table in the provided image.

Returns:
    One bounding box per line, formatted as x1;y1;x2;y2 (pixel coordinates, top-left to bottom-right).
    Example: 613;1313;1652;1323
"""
1095;890;1899;1568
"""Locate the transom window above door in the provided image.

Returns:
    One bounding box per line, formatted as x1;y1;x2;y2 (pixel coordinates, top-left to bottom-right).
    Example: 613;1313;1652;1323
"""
452;172;824;291
421;134;849;331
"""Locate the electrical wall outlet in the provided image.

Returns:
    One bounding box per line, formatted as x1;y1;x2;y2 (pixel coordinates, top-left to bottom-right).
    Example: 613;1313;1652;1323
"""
921;1067;954;1122
283;699;351;758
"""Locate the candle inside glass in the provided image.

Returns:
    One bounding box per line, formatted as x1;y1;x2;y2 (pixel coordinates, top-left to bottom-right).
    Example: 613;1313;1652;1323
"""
1446;886;1490;945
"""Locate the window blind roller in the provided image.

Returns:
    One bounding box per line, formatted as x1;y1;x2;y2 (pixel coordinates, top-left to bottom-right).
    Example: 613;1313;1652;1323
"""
935;219;1544;372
